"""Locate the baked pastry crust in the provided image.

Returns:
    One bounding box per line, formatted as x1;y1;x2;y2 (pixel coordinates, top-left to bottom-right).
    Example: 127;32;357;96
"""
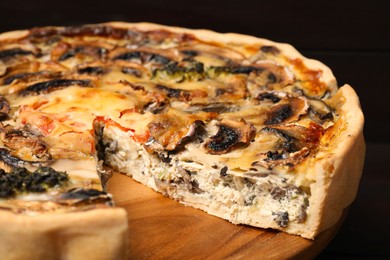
0;21;364;259
0;208;128;260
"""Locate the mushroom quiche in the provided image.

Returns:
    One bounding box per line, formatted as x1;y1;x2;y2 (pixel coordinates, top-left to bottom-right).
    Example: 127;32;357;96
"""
0;22;364;257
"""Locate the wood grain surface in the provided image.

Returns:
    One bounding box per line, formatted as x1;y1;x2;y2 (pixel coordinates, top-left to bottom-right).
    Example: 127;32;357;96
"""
108;173;344;260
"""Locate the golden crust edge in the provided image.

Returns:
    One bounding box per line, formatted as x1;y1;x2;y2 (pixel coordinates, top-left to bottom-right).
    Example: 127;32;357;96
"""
0;29;29;42
0;208;128;260
298;84;365;239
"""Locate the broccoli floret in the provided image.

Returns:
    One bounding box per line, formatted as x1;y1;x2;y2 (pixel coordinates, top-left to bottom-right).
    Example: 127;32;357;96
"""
0;166;69;198
207;65;259;77
152;59;205;83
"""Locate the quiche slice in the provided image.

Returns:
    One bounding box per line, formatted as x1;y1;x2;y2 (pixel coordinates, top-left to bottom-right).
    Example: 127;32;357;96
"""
0;21;364;258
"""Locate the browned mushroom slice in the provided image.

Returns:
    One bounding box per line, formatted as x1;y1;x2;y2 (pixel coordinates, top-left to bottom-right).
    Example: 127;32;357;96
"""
264;96;309;125
0;148;26;171
256;91;285;103
271;123;323;149
254;147;310;170
145;108;215;152
205;119;256;155
0;96;10;120
58;188;113;206
77;66;106;75
179;43;245;67
120;65;145;78
261;123;323;151
1;60;71;86
155;84;208;102
0;147;51;173
247;62;294;96
3;71;63;86
0;125;51;162
19;79;91;96
183;102;240;114
51;42;109;62
308;98;334;124
254;123;323;169
174;120;205;150
0;48;34;61
113;51;171;65
117;81;168;115
110;47;177;67
1;62;39;84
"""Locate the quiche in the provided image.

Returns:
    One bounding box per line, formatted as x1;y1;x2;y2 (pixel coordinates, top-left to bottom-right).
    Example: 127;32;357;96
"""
0;22;364;258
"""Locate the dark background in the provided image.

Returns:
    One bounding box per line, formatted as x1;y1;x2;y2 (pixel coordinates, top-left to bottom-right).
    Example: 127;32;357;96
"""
1;0;389;258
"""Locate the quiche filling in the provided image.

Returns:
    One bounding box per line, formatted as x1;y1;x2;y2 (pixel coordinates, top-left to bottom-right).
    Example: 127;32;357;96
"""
0;23;362;239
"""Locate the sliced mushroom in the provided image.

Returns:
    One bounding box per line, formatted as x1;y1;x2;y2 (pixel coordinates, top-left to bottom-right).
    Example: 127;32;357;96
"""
121;66;143;77
77;66;106;75
182;102;240;114
247;62;295;96
142;100;168;114
117;81;169;115
52;42;108;62
19;79;91;96
0;125;51;162
0;148;26;171
270;123;323;149
2;70;63;86
0;96;10;120
58;188;113;206
0;48;34;61
264;96;309;125
254;147;310;170
176;120;205;148
146;120;203;152
261;123;323;151
308;98;334;124
113;51;171;65
256;91;285;103
204;119;256;155
145;108;214;152
155;84;207;102
110;47;177;67
0;147;51;173
179;43;245;66
1;61;42;85
254;123;323;169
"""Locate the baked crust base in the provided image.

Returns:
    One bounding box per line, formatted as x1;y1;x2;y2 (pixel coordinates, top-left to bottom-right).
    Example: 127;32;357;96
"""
0;208;128;260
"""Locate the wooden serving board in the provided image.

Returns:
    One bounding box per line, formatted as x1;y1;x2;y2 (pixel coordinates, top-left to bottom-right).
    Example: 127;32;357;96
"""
108;173;343;260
